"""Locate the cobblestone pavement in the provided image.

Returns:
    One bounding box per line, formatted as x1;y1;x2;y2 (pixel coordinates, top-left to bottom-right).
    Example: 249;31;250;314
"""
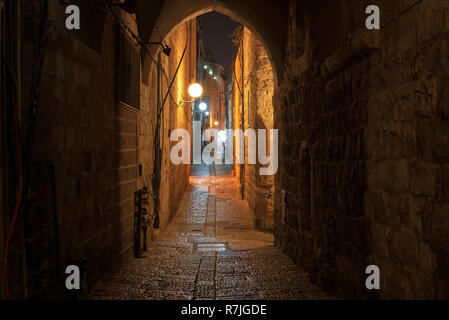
90;165;331;300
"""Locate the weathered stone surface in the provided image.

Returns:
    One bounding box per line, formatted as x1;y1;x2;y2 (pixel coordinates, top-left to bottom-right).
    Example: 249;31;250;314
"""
90;165;331;300
5;0;449;300
5;4;195;298
273;0;449;300
409;161;440;198
232;27;275;233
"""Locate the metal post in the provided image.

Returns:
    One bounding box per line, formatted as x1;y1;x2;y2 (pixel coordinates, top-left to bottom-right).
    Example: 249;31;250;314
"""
0;0;4;300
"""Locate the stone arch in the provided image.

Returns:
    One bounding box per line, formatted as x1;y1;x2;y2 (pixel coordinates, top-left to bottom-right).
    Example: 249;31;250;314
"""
135;0;289;88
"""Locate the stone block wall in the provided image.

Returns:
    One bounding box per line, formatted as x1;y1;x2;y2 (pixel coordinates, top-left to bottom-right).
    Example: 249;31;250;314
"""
166;21;195;224
3;1;195;298
364;0;449;299
232;27;275;232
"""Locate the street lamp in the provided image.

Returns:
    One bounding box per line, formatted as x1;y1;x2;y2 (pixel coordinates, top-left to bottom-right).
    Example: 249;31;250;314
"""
199;103;208;111
205;112;210;116
188;83;203;99
147;41;171;57
214;121;219;126
179;83;203;105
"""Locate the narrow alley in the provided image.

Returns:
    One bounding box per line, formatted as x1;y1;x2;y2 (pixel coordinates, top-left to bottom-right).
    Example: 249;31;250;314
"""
2;0;449;302
90;165;330;300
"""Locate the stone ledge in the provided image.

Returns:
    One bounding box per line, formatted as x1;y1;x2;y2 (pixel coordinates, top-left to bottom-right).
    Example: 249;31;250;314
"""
321;29;382;79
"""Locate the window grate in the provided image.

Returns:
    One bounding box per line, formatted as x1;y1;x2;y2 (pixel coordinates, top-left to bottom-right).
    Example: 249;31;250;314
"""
118;28;140;110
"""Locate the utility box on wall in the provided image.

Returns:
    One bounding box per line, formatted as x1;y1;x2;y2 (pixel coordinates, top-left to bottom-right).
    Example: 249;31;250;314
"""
134;188;151;258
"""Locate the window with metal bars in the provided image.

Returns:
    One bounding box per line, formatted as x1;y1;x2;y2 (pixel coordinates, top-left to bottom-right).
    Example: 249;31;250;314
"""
118;28;140;110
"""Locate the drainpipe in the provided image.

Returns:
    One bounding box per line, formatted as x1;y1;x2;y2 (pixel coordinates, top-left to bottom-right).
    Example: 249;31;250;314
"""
240;38;245;200
151;43;188;229
151;52;162;229
0;0;5;299
1;0;29;299
16;0;28;299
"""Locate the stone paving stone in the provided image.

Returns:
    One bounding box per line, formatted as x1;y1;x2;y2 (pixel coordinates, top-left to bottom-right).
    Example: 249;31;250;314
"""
90;165;333;300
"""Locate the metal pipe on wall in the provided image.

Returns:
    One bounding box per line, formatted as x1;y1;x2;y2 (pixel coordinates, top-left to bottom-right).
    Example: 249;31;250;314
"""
16;0;28;299
240;38;245;200
0;0;27;299
0;0;4;300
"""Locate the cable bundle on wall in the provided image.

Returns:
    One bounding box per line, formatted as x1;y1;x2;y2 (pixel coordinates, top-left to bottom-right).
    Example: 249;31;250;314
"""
1;0;23;300
1;0;48;300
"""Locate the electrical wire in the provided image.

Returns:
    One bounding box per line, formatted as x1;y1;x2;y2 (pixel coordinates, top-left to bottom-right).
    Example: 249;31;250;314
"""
159;43;187;125
2;92;22;300
2;0;48;300
233;50;243;98
2;0;23;300
1;55;18;93
103;1;182;109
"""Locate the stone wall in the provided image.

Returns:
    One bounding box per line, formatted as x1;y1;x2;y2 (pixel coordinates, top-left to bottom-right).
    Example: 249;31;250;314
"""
364;0;449;300
232;27;275;232
166;21;196;224
274;0;449;299
3;1;195;298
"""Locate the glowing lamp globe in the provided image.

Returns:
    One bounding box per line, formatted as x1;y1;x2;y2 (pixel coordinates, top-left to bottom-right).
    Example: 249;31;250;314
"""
217;130;227;142
188;83;203;99
199;103;207;111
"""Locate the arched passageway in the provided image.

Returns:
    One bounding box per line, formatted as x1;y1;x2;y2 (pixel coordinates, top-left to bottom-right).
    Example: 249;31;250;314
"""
135;0;288;87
